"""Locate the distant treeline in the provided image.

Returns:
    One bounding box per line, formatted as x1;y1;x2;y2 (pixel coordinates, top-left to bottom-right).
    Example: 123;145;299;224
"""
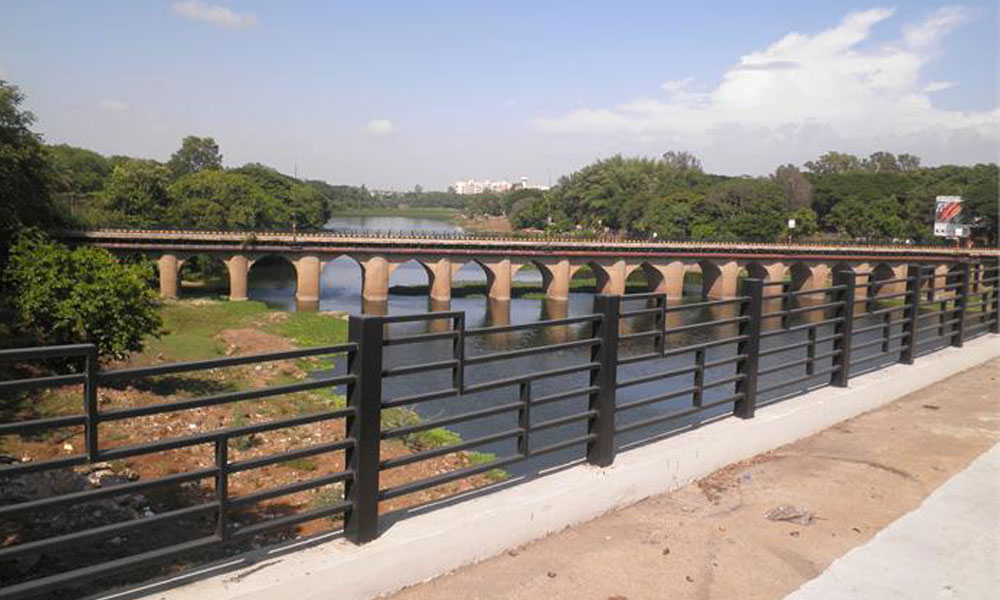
499;151;998;245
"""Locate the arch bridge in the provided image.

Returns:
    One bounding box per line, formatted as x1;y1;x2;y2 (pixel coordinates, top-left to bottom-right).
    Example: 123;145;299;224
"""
63;229;1000;306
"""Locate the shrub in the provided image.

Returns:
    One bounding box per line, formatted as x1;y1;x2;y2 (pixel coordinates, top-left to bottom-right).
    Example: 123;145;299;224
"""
4;232;162;360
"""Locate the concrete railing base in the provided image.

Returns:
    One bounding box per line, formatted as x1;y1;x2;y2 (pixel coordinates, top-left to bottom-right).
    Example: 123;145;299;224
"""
114;334;1000;600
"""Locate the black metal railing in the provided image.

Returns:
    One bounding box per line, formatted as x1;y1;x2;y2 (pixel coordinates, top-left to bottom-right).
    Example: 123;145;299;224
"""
1;259;997;599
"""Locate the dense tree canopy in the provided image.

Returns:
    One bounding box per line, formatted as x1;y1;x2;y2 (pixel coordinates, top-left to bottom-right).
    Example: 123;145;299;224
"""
168;135;222;178
4;232;162;359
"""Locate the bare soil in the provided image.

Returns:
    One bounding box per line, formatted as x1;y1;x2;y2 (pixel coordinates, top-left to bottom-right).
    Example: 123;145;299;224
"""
390;357;1000;600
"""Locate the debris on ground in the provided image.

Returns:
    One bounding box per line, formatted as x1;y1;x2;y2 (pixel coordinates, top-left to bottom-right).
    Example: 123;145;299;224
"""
764;505;816;525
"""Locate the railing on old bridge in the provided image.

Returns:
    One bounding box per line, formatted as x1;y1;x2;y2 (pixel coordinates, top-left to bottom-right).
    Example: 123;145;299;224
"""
0;261;998;599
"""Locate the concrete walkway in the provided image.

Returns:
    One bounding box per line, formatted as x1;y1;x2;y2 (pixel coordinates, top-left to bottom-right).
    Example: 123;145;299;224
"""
389;356;1000;600
784;442;1000;600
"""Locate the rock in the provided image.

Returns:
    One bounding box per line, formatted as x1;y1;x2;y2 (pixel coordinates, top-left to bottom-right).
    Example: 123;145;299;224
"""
0;454;18;464
765;505;815;526
547;572;557;578
62;443;74;452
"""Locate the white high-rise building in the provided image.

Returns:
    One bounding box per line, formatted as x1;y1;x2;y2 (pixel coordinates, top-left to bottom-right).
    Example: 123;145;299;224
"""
452;177;548;195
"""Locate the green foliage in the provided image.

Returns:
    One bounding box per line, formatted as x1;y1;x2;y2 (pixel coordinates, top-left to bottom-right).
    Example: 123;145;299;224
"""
4;232;163;360
101;159;172;226
0;80;71;274
47;144;111;200
168;135;222;178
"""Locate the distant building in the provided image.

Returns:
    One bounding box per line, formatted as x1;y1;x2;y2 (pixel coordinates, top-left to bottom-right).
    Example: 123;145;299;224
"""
452;177;549;195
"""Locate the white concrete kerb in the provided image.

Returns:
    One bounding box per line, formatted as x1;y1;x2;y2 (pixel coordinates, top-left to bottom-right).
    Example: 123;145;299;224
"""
120;334;1000;600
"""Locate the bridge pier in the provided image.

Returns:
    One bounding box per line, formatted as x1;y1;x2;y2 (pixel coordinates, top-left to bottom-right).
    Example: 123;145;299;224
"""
701;260;740;299
595;260;628;295
359;257;396;303
422;258;456;302
294;255;322;305
157;254;182;299
642;262;686;300
480;260;514;301
535;260;574;301
225;255;249;301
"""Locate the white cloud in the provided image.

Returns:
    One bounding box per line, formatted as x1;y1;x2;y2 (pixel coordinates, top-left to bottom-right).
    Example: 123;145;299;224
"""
99;99;130;112
171;0;258;30
534;6;998;170
364;119;396;136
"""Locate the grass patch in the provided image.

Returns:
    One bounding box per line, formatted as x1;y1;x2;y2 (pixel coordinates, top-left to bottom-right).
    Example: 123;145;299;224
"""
266;311;349;348
142;300;270;362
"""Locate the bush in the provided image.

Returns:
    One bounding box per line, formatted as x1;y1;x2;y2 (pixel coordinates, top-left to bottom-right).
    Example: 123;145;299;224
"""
4;232;162;360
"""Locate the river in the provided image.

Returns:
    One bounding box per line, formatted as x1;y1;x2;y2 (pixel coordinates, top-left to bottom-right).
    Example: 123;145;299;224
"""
239;215;924;476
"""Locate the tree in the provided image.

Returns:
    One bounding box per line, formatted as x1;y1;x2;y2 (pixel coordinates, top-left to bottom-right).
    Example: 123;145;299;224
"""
772;164;813;210
102;159;172;225
637;191;697;239
661;150;703;173
0;80;70;274
897;153;921;172
862;151;901;173
168;135;222;178
4;232;162;360
804;151;862;174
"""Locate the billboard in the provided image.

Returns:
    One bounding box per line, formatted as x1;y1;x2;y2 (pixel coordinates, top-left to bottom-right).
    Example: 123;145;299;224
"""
933;196;968;238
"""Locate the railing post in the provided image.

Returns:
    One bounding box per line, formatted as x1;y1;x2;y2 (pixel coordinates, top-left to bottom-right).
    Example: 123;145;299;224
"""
900;265;924;365
84;344;99;461
734;279;763;419
588;295;620;467
344;315;384;544
991;261;1000;334
951;262;970;347
831;270;856;387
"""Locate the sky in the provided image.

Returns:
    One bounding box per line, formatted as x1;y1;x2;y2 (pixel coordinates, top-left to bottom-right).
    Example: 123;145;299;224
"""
0;1;997;190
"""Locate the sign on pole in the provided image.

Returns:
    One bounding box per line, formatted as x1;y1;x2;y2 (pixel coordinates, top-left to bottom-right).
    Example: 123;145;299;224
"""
934;196;968;238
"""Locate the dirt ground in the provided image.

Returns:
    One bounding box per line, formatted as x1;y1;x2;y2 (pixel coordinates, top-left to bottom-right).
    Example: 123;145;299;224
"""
390;357;1000;600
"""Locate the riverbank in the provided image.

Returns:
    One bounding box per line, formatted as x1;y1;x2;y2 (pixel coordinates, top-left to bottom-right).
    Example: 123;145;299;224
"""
390;356;1000;600
328;207;460;221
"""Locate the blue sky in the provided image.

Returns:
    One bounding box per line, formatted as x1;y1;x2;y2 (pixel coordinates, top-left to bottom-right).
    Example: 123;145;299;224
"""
1;1;996;189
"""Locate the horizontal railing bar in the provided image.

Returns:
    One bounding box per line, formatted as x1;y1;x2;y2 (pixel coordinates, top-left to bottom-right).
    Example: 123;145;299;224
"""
618;365;698;389
229;501;352;540
463;362;599;395
0;344;93;362
618;329;662;342
0;454;88;478
465;314;602;336
531;410;597;432
532;385;599;406
760;318;842;338
380;428;522;470
620;291;667;300
620;307;662;318
785;301;844;316
381;359;459;378
0;413;86;436
758;350;840;376
663;297;746;313
851;331;908;352
381;401;522;439
915;319;961;336
866;290;911;301
0;467;215;519
704;354;745;369
228;439;355;474
0;372;86;394
665;316;748;335
98;408;355;462
858;304;910;318
771;285;845;299
860;276;913;287
529;433;597;457
759;334;841;357
661;335;748;358
0;502;219;561
100;375;356;422
379;453;523;501
615;395;740;434
381;311;465;324
465;338;600;366
701;372;747;390
382;387;460;409
227;470;353;508
0;535;221;600
616;385;698;412
616;351;662;366
853;322;895;335
915;308;960;321
757;366;840;395
383;330;459;347
99;344;355;382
